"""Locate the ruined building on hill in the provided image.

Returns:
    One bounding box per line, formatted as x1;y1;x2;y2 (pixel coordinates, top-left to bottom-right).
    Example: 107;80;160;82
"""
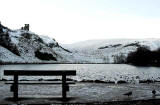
21;24;29;31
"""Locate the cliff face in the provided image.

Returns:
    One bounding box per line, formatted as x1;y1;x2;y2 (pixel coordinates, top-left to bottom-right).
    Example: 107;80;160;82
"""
0;24;70;63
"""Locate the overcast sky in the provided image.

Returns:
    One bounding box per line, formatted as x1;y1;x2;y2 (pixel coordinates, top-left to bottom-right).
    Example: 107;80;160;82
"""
1;0;160;44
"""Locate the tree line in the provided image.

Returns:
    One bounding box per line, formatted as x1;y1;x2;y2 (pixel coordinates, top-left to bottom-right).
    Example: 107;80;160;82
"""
126;47;160;66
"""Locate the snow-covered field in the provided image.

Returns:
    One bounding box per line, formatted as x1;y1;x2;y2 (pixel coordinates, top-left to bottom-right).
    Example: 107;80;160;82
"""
1;64;160;83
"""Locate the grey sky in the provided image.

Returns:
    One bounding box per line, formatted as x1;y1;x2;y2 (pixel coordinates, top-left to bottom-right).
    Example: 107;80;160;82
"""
0;0;160;44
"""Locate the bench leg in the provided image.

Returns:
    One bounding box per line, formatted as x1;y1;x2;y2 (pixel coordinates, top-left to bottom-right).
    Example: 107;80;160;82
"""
62;75;67;100
13;75;18;100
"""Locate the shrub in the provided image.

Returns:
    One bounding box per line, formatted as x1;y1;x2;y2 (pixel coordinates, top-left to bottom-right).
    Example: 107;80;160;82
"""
113;53;126;64
35;50;57;61
126;47;152;66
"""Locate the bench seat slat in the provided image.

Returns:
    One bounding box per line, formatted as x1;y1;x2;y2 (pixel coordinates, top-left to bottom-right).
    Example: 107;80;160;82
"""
4;70;76;76
5;81;75;85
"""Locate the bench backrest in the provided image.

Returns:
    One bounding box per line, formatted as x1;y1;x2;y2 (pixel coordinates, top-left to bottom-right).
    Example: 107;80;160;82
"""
4;70;76;76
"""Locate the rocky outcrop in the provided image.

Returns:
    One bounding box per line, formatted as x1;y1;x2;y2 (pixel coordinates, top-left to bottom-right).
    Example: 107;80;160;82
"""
35;50;57;61
0;24;70;63
0;25;20;56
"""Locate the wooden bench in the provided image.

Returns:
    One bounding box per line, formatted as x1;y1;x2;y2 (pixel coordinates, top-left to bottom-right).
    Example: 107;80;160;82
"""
4;70;76;100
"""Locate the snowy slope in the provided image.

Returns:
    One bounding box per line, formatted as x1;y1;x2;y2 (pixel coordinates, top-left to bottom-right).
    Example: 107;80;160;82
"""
1;23;160;64
64;39;160;50
0;24;70;63
62;39;160;63
0;46;24;63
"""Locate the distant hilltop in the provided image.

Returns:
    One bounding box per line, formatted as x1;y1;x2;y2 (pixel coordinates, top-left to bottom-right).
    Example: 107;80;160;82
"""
62;38;160;65
1;22;160;65
0;22;71;64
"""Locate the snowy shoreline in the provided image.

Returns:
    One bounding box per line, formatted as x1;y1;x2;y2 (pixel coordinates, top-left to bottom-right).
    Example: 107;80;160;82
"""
1;63;160;67
0;78;159;84
0;63;118;65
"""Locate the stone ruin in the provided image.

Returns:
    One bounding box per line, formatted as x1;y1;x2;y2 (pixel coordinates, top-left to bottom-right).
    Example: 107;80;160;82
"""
21;24;29;31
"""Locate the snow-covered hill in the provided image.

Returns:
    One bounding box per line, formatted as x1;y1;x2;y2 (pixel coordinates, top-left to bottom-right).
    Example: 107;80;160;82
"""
1;23;160;64
0;24;71;63
62;39;160;63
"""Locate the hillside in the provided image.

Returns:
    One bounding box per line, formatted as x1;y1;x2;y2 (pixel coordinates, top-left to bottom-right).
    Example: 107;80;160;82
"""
0;23;71;64
1;23;160;64
63;39;160;63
